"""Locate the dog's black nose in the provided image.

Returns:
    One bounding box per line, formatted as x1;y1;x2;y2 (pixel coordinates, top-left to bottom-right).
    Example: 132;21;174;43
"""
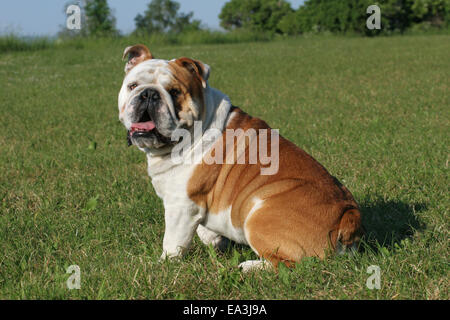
140;88;160;101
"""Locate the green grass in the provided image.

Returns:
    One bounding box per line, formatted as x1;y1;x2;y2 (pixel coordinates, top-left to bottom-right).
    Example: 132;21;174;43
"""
0;34;53;53
0;35;448;299
0;30;275;54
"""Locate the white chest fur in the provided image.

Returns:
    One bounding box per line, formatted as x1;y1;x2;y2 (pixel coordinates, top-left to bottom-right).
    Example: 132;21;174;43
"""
143;87;249;247
147;155;248;245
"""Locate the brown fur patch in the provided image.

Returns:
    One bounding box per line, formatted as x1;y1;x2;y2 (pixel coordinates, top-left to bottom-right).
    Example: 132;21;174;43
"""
123;44;153;73
168;58;206;121
187;108;363;267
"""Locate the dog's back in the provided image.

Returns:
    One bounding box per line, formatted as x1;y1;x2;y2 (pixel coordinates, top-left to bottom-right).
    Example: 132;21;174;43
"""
188;107;364;267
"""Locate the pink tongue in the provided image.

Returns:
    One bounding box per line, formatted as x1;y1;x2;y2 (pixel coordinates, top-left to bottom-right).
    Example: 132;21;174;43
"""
131;121;155;131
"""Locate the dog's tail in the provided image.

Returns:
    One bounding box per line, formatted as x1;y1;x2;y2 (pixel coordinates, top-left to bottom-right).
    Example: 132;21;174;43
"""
333;206;364;254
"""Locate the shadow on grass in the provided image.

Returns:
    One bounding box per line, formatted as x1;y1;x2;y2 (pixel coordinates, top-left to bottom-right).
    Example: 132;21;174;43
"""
360;199;426;251
211;199;427;258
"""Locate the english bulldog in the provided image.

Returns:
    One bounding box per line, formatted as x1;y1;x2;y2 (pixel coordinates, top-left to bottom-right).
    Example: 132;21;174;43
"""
118;44;363;271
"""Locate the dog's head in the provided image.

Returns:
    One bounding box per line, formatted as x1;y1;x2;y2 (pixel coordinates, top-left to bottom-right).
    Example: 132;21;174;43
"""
118;44;210;149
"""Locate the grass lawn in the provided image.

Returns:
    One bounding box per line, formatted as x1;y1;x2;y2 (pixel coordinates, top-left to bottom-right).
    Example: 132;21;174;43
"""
0;35;448;299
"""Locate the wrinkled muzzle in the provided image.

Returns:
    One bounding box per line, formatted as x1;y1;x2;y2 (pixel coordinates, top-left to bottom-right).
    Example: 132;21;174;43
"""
126;85;179;149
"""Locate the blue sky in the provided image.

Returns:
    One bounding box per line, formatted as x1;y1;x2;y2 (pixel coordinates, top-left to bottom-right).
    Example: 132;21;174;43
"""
0;0;305;36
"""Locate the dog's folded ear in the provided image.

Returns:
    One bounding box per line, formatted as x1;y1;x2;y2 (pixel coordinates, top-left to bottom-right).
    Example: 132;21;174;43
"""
175;57;210;88
122;44;153;73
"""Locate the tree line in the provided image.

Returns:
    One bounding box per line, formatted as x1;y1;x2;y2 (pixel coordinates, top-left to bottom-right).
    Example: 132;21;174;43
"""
61;0;449;38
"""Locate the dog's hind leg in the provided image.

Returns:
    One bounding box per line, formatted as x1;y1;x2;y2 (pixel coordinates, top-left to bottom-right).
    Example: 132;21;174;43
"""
238;260;272;272
196;224;230;252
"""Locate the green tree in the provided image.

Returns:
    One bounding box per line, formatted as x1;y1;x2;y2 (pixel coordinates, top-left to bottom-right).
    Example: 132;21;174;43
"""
278;0;373;35
84;0;118;36
375;0;448;32
134;0;201;34
278;0;449;36
409;0;448;27
219;0;294;33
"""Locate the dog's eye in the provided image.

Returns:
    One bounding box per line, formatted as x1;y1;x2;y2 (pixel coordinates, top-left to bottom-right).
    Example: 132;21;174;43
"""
128;83;138;91
169;88;181;98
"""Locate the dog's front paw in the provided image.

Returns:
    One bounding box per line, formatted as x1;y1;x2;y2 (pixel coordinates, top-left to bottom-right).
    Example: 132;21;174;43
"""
159;249;184;263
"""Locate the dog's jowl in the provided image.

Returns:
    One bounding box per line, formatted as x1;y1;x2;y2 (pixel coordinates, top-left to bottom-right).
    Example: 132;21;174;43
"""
118;44;363;271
